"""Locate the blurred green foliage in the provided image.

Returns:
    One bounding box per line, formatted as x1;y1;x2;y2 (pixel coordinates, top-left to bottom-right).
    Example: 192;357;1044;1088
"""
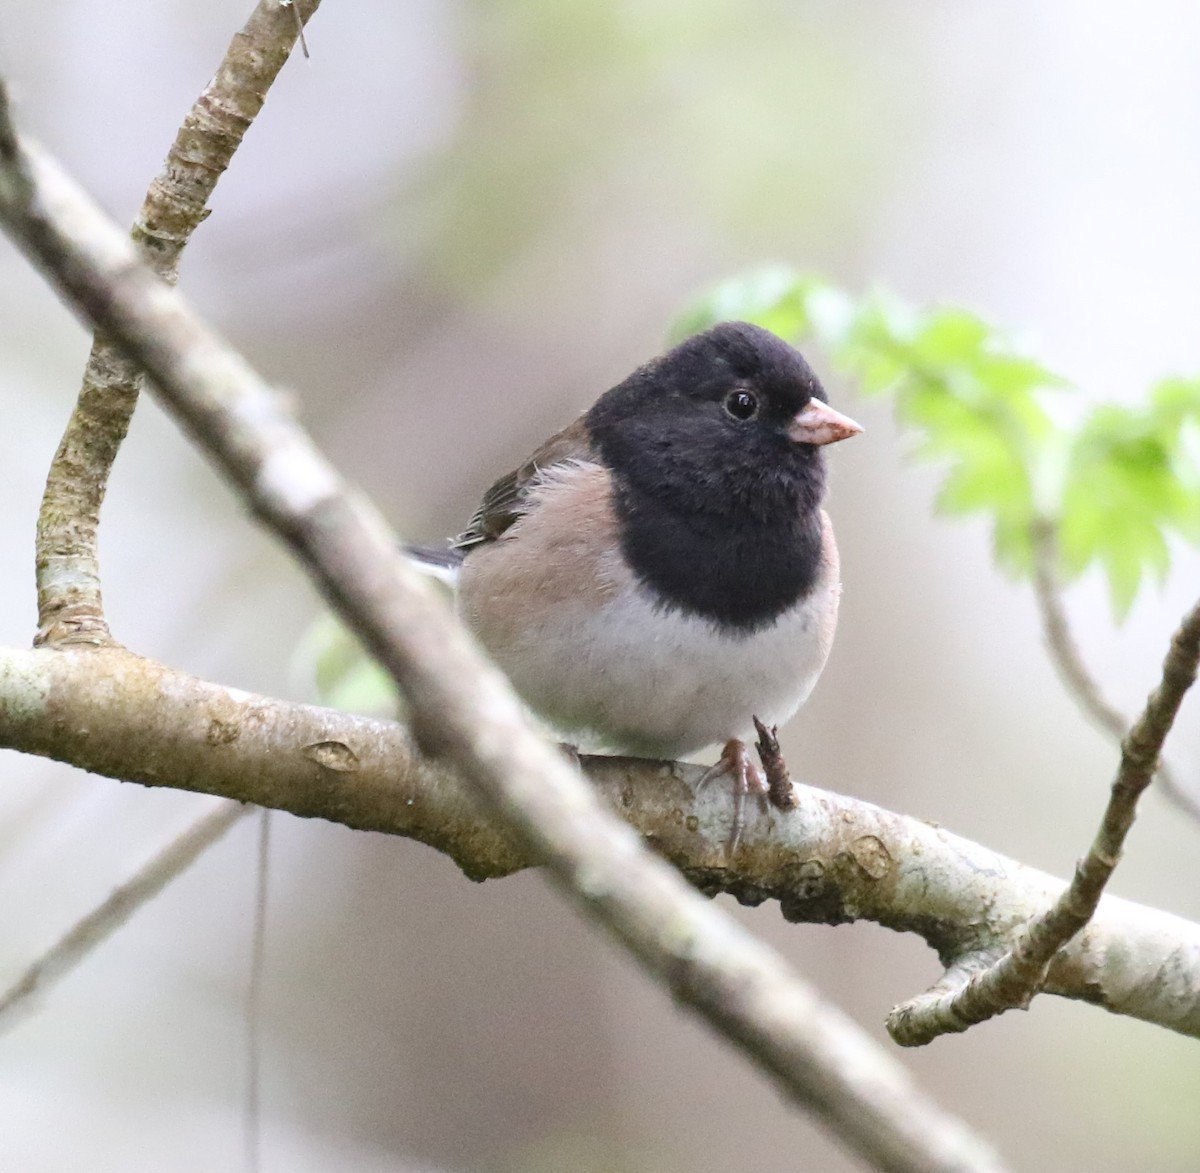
396;2;923;291
676;266;1200;616
291;611;400;717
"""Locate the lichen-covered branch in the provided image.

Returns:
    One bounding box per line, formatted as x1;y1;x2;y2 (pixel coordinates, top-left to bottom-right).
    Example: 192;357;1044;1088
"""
889;595;1200;1046
0;95;1004;1173
33;0;320;648
1;643;1199;1047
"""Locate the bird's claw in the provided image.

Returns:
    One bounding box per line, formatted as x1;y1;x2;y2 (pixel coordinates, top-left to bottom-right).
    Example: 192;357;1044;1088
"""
697;738;770;859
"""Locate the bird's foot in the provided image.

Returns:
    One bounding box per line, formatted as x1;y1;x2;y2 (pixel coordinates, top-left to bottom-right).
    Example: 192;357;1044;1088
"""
697;738;769;859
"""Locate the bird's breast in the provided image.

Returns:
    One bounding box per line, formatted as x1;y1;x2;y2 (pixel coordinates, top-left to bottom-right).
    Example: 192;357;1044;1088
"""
457;460;841;758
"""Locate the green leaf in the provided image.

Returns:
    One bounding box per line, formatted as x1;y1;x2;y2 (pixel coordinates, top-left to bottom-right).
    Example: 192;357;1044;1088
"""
670;265;819;343
1151;375;1200;437
1059;400;1200;615
910;307;990;366
291;612;400;716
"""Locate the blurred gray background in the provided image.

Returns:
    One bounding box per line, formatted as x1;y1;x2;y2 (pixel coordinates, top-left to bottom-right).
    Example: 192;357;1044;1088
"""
2;1;1199;1170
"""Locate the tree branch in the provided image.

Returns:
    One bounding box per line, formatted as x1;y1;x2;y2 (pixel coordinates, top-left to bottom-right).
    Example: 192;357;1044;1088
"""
889;595;1200;1045
2;643;1200;1047
33;0;320;648
0;797;246;1024
1030;517;1200;819
0;88;1004;1173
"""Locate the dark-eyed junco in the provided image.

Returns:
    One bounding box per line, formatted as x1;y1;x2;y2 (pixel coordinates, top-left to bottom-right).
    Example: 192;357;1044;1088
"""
411;321;860;813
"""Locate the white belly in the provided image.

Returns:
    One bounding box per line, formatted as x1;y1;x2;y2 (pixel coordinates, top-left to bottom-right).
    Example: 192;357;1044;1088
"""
493;575;837;758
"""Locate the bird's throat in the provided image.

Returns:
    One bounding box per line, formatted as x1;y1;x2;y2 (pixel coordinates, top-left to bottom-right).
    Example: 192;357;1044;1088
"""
613;486;825;632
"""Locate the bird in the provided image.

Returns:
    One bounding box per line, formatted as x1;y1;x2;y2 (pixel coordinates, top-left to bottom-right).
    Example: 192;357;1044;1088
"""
410;320;861;831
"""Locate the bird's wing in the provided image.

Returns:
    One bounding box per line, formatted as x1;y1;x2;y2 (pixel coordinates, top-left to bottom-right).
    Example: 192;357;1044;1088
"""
453;416;596;549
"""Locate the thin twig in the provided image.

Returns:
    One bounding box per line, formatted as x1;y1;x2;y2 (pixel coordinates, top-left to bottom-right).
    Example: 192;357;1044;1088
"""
0;102;1004;1173
0;800;247;1024
282;0;311;59
245;809;271;1173
1030;517;1200;820
890;594;1200;1045
32;0;320;647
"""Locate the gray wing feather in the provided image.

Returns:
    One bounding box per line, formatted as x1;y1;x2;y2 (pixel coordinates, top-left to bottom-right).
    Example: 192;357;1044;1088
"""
453;417;596;549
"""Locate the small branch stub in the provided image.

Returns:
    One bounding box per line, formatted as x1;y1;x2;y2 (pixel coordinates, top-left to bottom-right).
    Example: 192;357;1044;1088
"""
754;717;799;810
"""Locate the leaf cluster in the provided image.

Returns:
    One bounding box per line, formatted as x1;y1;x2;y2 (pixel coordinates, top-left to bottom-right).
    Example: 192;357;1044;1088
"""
675;267;1200;615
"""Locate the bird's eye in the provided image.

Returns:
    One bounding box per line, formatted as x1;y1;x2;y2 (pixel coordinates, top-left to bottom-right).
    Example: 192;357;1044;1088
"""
723;390;759;421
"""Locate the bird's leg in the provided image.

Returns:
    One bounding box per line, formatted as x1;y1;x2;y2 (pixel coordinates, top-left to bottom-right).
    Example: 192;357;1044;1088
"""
753;717;799;810
558;741;583;769
697;738;769;858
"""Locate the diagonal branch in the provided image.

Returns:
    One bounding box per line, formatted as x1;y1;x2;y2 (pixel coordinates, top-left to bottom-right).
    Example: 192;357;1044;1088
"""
889;594;1200;1046
1030;517;1200;819
0;93;1005;1173
0;798;247;1023
33;0;320;648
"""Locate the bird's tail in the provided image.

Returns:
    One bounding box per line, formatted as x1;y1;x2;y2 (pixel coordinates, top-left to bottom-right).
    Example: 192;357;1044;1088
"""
403;543;465;588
